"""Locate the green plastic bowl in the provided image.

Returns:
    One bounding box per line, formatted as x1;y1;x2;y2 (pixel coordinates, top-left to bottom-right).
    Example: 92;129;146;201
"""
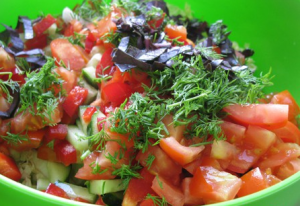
1;0;300;206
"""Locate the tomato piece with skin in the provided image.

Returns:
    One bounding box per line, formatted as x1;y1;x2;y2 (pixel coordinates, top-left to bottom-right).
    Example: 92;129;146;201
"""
220;121;246;145
82;107;97;123
139;198;155;206
123;168;155;206
85;31;97;53
0;47;15;71
95;196;106;205
161;115;185;142
101;82;134;107
270;90;300;124
0;152;22;181
275;158;300;180
7;129;45;152
62;86;88;117
136;145;182;185
51;39;87;72
164;24;187;41
223;104;289;130
25;33;48;49
147;13;165;29
151;175;185;206
45;183;69;199
37;143;58;162
96;47;114;77
54;140;77;166
190;166;242;204
181;178;204;206
0;143;10;156
272;121;300;144
45;124;68;142
237;167;268;198
33;14;56;36
53;67;77;94
75;151;116;180
258;142;300;170
160;136;204;166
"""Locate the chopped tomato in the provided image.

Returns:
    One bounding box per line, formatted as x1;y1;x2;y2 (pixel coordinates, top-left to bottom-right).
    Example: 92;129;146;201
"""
97;117;106;132
275;158;300;180
190;166;242;204
136;145;182;185
160;136;204;166
220;121;246;144
45;183;69;199
54;140;77;166
95;196;106;205
63;19;83;37
7;129;45;152
139;198;155;206
51;38;87;72
0;152;22;181
33;14;57;36
85;31;97;53
270;90;300;124
224;104;289;130
0;47;15;71
147;13;165;29
161;115;185;142
123;168;155;206
82;107;97;123
45;124;68;142
164;24;187;41
96;8;120;38
37;143;58;162
237;167;268;197
62;86;88;117
272;121;300;144
96;47;115;77
181;178;204;206
101;82;134;107
0;143;9;156
263;170;282;186
25;34;48;49
151;175;185;206
53;67;77;94
75;151;116;180
258;142;300;170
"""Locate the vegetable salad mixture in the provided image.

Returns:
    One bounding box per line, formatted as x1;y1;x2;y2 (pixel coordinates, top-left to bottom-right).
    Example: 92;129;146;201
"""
1;0;300;205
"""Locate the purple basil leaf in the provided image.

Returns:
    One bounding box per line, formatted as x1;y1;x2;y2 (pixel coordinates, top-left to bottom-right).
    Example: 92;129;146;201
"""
118;36;130;52
19;16;34;40
138;48;167;61
220;39;233;54
15;48;44;56
241;49;254;58
2;24;24;53
0;83;20;119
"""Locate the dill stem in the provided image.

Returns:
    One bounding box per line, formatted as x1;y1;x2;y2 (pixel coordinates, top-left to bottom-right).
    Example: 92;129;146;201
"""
167;92;209;108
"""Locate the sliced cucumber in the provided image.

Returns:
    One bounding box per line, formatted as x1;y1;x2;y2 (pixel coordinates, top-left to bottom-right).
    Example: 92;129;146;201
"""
102;191;124;206
66;125;88;154
89;179;125;195
78;106;90;135
32;152;49;178
87;111;106;136
37;178;50;191
82;66;97;88
76;119;83;132
47;161;70;183
87;53;102;68
55;182;97;203
81;78;98;105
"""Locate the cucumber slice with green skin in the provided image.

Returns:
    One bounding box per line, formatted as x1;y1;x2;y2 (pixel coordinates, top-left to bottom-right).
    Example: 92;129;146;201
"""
87;53;102;68
37;178;50;191
102;191;124;206
89;179;125;195
82;66;97;88
81;79;98;105
66;125;88;154
76;119;83;132
55;182;97;203
87;111;106;136
32;152;49;178
78;106;90;135
47;161;70;183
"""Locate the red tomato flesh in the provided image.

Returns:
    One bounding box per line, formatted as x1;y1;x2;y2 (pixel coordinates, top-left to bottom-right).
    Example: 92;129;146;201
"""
62;86;88;117
33;14;56;36
0;152;22;181
54;140;77;166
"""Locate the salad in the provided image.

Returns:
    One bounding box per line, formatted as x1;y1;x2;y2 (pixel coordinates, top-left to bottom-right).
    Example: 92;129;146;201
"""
0;0;300;205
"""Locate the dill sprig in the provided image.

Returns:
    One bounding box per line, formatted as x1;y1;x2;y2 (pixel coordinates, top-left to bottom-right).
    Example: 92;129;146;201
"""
111;164;142;188
73;0;111;21
19;57;63;122
0;73;19;104
0;131;28;145
145;194;168;206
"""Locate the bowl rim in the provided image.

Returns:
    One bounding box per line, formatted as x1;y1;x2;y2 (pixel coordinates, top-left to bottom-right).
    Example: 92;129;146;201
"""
1;170;300;206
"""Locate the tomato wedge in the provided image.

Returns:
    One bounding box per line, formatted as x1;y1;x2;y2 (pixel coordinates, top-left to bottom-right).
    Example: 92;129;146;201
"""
272;121;300;144
224;104;289;130
0;152;22;181
50;39;87;72
160;137;204;166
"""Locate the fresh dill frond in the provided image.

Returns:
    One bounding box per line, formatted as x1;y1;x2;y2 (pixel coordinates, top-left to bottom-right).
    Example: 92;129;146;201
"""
73;0;111;21
145;154;155;170
0;132;28;145
66;32;85;48
145;194;168;206
209;20;231;45
0;75;18;104
19;57;63;121
195;45;224;60
111;164;142;189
